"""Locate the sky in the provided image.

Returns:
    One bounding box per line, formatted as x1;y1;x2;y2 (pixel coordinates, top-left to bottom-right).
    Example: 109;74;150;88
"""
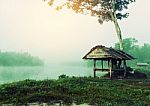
0;0;150;64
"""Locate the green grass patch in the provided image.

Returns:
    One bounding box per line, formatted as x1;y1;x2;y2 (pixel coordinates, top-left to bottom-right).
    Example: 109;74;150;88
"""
1;77;150;106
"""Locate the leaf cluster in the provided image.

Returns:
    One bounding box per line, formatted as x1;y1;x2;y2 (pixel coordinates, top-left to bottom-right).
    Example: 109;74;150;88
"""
45;0;135;23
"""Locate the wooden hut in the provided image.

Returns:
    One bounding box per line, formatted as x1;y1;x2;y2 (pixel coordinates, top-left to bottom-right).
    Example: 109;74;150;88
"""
83;45;135;78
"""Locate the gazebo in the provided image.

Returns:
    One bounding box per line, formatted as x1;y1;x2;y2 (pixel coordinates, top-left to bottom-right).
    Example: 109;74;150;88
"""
83;45;135;78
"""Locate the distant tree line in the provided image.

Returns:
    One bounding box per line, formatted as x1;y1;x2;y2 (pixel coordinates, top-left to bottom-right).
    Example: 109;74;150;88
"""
0;51;44;66
115;38;150;66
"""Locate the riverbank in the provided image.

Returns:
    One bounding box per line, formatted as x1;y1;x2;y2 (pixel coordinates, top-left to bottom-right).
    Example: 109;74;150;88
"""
1;77;150;106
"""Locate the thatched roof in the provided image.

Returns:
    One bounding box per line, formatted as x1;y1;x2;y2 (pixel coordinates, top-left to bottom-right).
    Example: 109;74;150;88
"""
83;45;135;60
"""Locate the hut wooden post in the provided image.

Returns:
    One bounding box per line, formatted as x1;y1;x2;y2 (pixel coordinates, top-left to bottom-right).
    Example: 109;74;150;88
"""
123;60;127;78
109;59;112;79
101;60;103;69
93;59;96;78
118;60;121;68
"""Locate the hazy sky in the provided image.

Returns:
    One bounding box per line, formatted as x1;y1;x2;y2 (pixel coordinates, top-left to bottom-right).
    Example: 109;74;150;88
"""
0;0;150;63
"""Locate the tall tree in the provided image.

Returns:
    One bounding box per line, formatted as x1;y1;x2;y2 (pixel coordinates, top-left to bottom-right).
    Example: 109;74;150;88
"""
46;0;135;50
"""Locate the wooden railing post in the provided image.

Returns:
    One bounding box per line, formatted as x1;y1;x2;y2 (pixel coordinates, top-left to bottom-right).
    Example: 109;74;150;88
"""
101;60;103;69
123;60;127;78
109;59;112;79
93;59;96;78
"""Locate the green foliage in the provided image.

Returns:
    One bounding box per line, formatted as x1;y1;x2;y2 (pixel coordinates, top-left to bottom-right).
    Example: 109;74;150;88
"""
1;77;150;105
136;44;150;63
115;38;138;52
58;74;69;79
115;38;150;67
0;51;44;66
134;68;150;77
46;0;135;23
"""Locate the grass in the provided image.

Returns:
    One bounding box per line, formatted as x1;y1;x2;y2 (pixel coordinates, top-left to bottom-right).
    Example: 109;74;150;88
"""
1;76;150;106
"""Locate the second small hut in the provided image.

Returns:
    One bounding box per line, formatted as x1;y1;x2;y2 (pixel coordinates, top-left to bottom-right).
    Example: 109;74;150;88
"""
83;45;135;78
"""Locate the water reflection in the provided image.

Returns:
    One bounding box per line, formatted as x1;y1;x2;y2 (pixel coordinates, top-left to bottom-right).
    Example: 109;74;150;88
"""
0;64;107;84
0;65;93;84
0;66;43;84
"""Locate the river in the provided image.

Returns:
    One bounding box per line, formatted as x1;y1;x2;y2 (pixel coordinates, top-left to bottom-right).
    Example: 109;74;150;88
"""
0;63;107;84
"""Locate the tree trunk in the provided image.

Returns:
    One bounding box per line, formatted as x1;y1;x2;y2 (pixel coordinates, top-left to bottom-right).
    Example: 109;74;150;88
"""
110;0;124;50
113;15;123;50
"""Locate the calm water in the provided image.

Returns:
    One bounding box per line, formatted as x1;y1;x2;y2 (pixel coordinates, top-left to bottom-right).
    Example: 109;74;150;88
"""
0;63;107;84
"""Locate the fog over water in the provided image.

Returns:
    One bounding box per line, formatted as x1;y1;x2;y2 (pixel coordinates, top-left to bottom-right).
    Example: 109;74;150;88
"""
0;65;93;84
